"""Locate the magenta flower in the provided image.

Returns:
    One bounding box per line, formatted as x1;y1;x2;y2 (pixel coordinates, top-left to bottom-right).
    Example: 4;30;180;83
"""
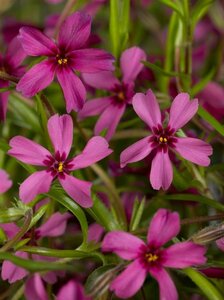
79;46;146;140
1;212;70;283
102;209;207;299
8;114;112;207
0;37;26;121
16;12;114;112
0;169;12;194
57;280;91;300
120;90;213;190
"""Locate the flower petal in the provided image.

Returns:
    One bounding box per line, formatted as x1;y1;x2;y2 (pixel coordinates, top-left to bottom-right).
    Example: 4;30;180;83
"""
47;114;73;157
59;174;92;208
150;267;178;300
19;171;53;203
150;150;173;190
58;12;91;52
1;251;28;283
102;231;145;260
0;223;19;239
56;66;86;112
133;90;162;130
70;49;114;73
94;102;126;141
16;60;56;97
88;223;104;243
175;137;212;166
0;169;12;194
216;238;224;251
78;97;113;120
120;46;146;83
57;280;90;300
37;212;70;238
5;37;26;68
8;136;51;166
70;136;112;170
162;241;207;268
147;208;180;248
25;274;48;300
120;136;153;168
18;26;57;56
168;93;198;131
110;259;147;299
82;72;119;90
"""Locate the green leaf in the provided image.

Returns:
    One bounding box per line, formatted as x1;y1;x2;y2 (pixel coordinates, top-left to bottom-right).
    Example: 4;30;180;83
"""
86;193;121;231
161;194;224;211
191;0;215;29
142;61;188;78
0;252;72;272
85;264;116;297
28;204;49;230
198;106;224;136
0;208;25;223
159;0;184;20
183;268;223;300
191;68;216;97
47;189;88;249
129;198;145;231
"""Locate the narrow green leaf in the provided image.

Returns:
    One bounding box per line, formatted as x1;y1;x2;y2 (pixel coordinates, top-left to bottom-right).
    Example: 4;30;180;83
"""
191;68;216;97
110;0;119;58
28;204;49;230
86;193;121;231
0;252;72;272
130;198;145;231
0;208;25;223
142;61;188;78
198;106;224;136
47;189;88;248
183;268;223;300
191;0;215;29
159;0;184;20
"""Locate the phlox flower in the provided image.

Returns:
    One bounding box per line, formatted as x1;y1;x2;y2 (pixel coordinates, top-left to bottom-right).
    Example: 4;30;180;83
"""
57;279;91;300
0;169;12;193
102;208;207;300
120;90;213;190
79;46;146;140
0;37;26;120
16;12;114;112
8;114;112;207
0;211;70;283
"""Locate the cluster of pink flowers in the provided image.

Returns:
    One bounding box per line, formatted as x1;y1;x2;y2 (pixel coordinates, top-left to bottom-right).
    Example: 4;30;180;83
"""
0;3;223;300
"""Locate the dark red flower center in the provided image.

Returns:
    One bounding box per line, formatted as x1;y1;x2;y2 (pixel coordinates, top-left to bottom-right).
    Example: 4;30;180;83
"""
43;151;74;178
139;245;162;269
150;125;177;152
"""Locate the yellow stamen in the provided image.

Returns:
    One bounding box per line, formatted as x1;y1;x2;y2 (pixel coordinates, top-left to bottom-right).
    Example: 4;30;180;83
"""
57;55;68;65
58;162;64;172
145;253;158;262
159;137;167;143
117;92;125;101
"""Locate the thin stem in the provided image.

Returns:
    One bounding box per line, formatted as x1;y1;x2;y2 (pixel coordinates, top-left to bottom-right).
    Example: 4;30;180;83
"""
0;209;32;252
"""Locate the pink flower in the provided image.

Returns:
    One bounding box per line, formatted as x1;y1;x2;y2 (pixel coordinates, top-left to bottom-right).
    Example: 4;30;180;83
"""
79;46;146;140
0;169;12;193
57;280;91;300
120;90;213;190
1;212;70;283
16;12;114;112
102;209;207;299
8;114;112;207
0;37;26;121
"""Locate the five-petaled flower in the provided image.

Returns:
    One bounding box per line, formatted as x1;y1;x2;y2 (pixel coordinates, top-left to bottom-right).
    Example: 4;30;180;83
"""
8;114;112;207
102;208;207;300
79;46;146;140
16;11;114;112
120;90;213;190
